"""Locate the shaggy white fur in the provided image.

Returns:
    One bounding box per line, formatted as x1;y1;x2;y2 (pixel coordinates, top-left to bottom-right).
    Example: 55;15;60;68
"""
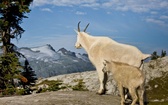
103;60;145;105
75;22;150;94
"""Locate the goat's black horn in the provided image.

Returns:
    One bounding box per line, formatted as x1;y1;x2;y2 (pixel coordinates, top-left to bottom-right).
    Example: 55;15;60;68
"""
84;23;90;32
78;21;81;32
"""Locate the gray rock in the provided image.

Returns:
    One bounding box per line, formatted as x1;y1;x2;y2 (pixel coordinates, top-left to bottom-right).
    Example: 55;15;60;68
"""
0;91;120;105
38;56;168;95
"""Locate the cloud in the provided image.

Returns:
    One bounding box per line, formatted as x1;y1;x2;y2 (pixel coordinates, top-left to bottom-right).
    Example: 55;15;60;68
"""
160;15;168;20
145;18;166;26
150;11;158;15
31;0;168;27
32;0;168;13
102;0;119;7
159;1;168;8
41;8;53;12
32;0;50;7
102;0;168;13
75;11;86;15
82;2;100;8
32;0;98;7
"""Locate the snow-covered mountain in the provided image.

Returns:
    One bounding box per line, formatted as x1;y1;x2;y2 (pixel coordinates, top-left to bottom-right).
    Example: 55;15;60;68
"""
17;44;95;78
19;44;60;62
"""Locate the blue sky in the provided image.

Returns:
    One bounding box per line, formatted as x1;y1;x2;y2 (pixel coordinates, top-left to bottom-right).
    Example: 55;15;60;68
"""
13;0;168;55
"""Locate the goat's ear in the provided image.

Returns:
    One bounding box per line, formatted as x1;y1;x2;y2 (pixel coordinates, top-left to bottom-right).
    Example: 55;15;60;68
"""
104;60;110;63
74;29;78;34
103;61;106;66
103;60;109;65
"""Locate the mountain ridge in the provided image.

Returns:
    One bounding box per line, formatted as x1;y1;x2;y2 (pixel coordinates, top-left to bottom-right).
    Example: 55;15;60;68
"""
17;44;95;78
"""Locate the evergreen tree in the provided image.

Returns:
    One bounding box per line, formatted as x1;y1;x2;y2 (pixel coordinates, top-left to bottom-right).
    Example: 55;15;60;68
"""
21;59;37;88
0;53;21;89
151;50;167;60
0;0;33;53
161;50;166;58
0;0;36;94
151;51;159;60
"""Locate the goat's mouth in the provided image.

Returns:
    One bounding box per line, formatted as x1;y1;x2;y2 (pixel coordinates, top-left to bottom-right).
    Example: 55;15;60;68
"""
75;44;82;49
102;68;106;73
75;46;81;49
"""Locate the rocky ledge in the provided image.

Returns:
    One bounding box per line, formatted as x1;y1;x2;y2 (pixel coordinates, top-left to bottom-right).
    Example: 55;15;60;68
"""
0;57;168;105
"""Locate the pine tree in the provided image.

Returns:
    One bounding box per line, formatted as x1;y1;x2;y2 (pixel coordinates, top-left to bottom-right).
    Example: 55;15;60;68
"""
0;53;21;89
161;50;166;58
151;51;159;60
21;59;37;88
151;50;167;60
0;0;33;53
0;0;35;94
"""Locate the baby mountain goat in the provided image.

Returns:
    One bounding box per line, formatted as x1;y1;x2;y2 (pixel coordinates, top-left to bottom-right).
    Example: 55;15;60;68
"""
102;60;145;105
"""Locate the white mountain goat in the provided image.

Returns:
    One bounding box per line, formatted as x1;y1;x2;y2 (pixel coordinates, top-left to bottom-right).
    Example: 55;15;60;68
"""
75;21;150;94
102;60;145;105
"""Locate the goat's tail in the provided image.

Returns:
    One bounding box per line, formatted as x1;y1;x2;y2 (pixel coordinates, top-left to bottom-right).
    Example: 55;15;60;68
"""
139;54;151;69
142;54;151;60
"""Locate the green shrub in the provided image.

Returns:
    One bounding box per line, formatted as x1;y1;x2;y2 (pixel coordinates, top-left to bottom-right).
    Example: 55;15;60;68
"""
37;80;64;92
16;89;26;95
72;79;88;91
146;72;168;101
148;64;155;69
2;87;16;95
148;102;168;105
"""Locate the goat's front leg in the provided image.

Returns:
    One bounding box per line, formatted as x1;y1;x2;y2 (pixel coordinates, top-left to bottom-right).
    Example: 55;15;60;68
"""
97;68;107;95
118;84;125;105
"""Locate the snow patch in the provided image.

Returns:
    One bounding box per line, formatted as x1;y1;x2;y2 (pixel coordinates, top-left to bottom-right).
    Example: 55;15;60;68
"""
73;60;79;62
19;45;60;62
31;45;55;56
76;53;89;62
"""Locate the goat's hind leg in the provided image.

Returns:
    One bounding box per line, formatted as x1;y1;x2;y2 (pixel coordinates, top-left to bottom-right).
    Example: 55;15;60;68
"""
129;88;138;105
138;86;144;105
118;84;125;105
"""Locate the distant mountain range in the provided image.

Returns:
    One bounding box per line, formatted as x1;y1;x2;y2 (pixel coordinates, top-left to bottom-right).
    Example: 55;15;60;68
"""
17;44;95;78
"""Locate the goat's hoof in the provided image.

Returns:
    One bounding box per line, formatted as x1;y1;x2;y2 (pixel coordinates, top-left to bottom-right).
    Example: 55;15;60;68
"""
96;89;106;95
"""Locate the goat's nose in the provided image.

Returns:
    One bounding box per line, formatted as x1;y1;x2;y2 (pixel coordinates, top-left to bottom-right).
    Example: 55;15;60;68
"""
102;68;105;72
75;45;78;49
